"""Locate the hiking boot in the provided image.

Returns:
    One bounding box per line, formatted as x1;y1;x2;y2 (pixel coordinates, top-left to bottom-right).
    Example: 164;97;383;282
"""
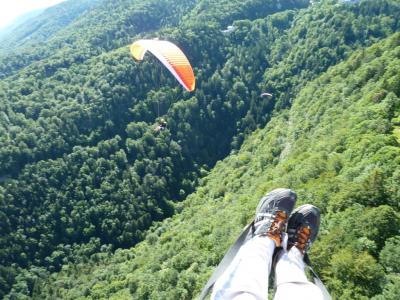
287;204;320;254
253;188;297;247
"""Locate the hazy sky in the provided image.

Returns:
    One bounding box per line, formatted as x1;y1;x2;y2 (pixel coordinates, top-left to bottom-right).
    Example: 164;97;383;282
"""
0;0;66;29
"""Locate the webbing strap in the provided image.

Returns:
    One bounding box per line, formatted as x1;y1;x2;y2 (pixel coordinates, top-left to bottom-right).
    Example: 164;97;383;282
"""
304;253;331;299
197;221;254;300
308;265;332;300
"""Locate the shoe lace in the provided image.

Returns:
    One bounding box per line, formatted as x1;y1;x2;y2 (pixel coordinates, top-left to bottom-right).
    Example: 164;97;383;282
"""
266;210;287;247
268;210;287;234
294;225;311;253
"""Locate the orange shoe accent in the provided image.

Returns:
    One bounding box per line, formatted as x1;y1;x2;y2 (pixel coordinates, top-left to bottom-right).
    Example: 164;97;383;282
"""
266;210;287;247
294;226;311;254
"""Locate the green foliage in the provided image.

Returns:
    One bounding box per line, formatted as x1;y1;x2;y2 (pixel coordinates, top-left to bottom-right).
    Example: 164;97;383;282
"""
328;249;384;298
1;0;400;299
27;29;400;299
1;0;312;297
379;236;400;273
0;0;100;54
371;274;400;300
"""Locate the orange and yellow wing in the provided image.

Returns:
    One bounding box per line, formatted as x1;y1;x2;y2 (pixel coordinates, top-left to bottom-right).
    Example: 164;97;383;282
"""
130;39;195;92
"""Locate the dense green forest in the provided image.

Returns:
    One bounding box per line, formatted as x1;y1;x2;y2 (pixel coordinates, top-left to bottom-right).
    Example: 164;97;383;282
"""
0;0;399;299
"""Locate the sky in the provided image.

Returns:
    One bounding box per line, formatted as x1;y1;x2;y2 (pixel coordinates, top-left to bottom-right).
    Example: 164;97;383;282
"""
0;0;66;30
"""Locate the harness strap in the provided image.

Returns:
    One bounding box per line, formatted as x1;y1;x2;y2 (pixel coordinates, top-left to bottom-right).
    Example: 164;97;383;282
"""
307;265;332;300
197;221;254;300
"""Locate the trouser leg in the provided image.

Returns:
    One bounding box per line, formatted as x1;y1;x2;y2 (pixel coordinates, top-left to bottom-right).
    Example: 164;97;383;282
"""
211;236;275;300
273;247;324;300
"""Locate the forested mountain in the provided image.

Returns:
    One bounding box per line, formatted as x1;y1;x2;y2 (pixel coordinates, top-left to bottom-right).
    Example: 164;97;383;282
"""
0;0;101;54
31;32;400;300
0;9;45;42
1;0;399;299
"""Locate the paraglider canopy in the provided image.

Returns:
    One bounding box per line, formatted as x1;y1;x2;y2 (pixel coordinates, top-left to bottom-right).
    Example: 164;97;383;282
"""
222;25;236;34
130;39;195;92
260;92;273;97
